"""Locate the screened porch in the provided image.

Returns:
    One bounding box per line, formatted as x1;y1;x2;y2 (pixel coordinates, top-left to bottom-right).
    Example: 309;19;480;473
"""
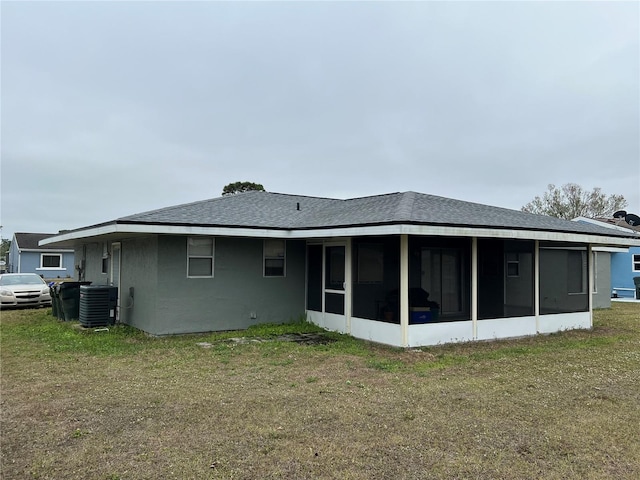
306;235;591;347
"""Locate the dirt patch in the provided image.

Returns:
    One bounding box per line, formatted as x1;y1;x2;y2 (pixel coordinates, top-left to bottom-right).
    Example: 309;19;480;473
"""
225;332;335;346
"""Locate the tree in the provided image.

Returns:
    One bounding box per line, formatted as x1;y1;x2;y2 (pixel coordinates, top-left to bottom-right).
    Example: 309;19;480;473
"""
222;181;265;196
521;183;627;220
0;239;9;257
0;239;10;271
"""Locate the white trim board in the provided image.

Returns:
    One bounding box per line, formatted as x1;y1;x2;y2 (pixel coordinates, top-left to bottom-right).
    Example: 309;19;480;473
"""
41;222;640;248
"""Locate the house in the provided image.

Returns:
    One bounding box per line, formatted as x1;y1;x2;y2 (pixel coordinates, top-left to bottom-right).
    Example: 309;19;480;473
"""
40;191;640;347
612;245;640;300
8;232;75;279
612;246;640;299
575;217;640;300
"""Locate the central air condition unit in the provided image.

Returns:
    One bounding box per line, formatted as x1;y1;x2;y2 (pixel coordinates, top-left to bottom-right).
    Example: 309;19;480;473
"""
79;285;118;327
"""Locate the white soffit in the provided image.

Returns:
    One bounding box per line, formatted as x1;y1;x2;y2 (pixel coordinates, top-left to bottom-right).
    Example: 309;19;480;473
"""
40;222;640;248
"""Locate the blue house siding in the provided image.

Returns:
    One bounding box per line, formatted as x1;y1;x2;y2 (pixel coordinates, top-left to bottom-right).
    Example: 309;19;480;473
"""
8;233;75;278
573;218;640;301
611;246;640;298
14;251;40;273
10;250;75;278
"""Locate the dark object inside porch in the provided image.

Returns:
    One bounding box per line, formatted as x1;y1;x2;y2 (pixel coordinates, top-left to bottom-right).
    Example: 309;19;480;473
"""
380;288;440;323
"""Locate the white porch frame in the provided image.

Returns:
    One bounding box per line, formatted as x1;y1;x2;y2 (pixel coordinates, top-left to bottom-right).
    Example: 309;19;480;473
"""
308;234;595;348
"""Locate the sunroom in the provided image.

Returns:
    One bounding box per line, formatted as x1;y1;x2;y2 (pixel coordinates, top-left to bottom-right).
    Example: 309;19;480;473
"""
306;235;593;347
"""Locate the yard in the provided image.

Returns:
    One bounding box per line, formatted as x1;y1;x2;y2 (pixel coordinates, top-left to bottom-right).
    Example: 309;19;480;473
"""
1;304;639;480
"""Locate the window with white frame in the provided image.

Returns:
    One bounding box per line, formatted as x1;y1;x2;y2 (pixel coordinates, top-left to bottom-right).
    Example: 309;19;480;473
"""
187;237;214;277
102;257;109;275
40;253;62;269
506;252;520;277
264;239;285;277
633;254;640;272
101;243;109;274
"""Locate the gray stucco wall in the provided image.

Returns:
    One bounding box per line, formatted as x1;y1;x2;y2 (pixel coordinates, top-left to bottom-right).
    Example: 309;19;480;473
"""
119;236;159;329
76;243;104;282
75;239;158;328
592;251;611;309
146;235;306;335
75;235;305;335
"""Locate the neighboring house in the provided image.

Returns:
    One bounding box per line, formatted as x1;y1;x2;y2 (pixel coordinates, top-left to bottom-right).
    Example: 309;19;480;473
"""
573;218;626;309
8;232;75;279
41;191;640;347
575;217;640;300
612;247;640;299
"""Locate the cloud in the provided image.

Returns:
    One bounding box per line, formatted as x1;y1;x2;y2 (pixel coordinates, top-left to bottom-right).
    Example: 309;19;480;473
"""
1;0;638;238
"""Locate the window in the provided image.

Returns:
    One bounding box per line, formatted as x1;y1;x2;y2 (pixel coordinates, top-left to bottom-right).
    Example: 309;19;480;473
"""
264;239;285;277
40;253;62;269
633;254;640;272
421;247;467;316
506;253;520;277
101;257;109;275
187;237;214;277
101;243;109;274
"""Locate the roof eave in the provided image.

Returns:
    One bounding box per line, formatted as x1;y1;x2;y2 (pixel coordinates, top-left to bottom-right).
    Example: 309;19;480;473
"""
16;248;75;253
39;220;640;249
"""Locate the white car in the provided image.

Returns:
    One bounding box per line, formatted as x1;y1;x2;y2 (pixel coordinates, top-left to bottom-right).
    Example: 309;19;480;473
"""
0;273;52;309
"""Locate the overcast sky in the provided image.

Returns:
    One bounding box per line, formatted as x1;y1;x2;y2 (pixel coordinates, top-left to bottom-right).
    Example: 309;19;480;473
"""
1;0;638;240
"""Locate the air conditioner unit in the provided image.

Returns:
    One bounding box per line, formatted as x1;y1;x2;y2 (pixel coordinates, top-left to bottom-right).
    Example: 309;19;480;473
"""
79;285;118;327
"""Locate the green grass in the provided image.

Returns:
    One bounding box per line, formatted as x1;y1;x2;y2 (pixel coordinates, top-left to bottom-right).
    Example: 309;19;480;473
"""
0;309;326;357
1;303;639;479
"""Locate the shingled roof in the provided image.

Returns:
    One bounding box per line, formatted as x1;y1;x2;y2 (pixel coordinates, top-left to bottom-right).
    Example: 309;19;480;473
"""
13;232;69;250
114;191;638;239
40;191;640;249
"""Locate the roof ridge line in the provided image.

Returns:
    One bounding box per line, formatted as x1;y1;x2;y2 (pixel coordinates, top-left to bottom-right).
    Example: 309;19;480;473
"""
255;191;343;201
397;192;417;220
343;191;403;202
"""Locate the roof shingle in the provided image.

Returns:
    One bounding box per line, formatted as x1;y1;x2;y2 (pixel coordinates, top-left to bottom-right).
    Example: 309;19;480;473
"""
14;233;64;250
114;191;638;239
